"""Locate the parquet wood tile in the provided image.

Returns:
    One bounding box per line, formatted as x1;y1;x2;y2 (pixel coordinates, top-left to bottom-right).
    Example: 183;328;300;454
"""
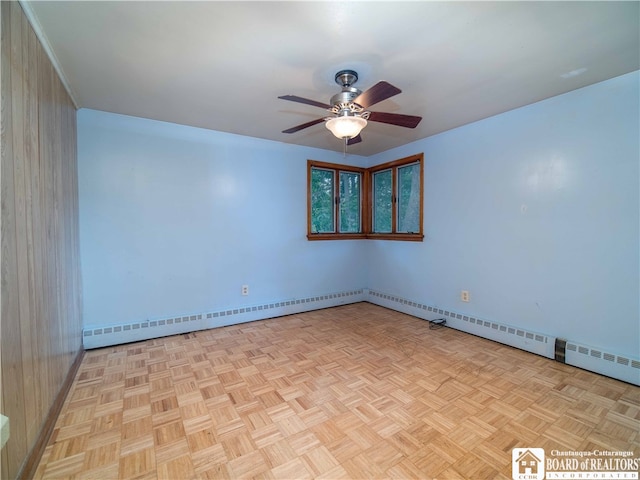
34;303;639;479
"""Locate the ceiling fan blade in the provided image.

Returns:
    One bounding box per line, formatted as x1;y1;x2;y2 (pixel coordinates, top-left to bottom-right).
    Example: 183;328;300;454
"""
282;118;325;134
278;95;331;110
354;81;401;108
368;111;422;129
347;134;362;146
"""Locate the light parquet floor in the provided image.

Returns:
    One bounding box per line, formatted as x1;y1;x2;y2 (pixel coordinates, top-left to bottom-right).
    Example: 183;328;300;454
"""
34;303;639;479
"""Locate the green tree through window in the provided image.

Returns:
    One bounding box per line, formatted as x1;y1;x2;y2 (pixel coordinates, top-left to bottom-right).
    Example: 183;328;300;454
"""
308;161;364;236
373;169;392;233
310;168;335;233
397;162;421;233
339;171;361;233
308;153;423;241
369;154;423;239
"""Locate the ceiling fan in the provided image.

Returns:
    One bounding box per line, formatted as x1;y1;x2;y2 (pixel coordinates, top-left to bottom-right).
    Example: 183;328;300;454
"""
278;69;422;146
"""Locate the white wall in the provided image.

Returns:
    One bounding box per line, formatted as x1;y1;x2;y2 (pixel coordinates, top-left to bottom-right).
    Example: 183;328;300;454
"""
367;71;639;360
78;110;369;333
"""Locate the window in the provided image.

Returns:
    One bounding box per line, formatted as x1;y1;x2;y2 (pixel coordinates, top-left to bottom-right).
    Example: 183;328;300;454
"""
368;155;423;240
308;161;366;239
370;156;423;238
308;153;423;241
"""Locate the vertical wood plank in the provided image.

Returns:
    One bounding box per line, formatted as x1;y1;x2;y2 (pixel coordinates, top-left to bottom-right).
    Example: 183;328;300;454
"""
39;46;57;404
25;1;44;425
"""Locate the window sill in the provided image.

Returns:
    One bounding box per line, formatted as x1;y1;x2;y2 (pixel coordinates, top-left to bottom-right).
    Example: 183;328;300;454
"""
365;233;424;242
307;233;424;242
307;233;368;241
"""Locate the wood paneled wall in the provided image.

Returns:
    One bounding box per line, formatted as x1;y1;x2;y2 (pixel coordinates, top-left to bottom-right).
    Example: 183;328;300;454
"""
1;2;82;478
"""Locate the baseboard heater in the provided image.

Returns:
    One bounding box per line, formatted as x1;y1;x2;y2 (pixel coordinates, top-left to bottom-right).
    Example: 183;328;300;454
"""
82;289;365;349
563;340;639;386
366;289;640;386
82;289;639;386
367;289;555;359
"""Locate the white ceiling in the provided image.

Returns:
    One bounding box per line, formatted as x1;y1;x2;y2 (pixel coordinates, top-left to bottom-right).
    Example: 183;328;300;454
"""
24;1;640;156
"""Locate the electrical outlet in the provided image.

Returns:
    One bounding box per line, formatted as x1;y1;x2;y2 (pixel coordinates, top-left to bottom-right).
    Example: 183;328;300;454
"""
461;290;470;302
241;285;249;296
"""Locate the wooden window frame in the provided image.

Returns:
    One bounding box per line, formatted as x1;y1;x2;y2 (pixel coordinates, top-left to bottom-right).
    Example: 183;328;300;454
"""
307;160;367;240
367;153;424;241
307;153;424;241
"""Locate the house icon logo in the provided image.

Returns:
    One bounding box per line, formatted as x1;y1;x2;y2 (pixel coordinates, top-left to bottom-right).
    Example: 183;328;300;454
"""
512;448;545;480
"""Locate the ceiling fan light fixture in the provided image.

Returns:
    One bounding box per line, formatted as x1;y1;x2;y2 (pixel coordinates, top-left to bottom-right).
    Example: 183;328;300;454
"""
325;115;367;140
279;69;422;145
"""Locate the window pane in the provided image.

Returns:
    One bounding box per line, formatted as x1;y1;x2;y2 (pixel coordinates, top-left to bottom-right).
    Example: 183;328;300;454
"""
397;162;420;233
373;169;392;233
339;171;361;233
310;168;335;233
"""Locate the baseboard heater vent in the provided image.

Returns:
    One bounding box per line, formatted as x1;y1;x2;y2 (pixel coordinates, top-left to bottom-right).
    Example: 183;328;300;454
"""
83;289;365;349
565;342;639;385
366;289;554;359
81;288;640;387
365;289;640;386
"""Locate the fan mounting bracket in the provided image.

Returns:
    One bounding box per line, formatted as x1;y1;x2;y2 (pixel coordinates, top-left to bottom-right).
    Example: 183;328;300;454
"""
335;70;359;88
